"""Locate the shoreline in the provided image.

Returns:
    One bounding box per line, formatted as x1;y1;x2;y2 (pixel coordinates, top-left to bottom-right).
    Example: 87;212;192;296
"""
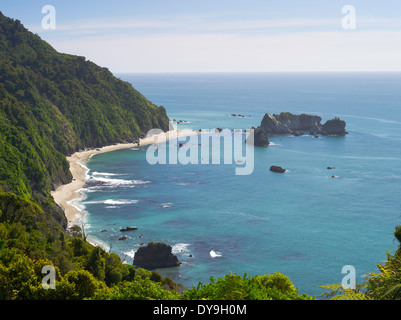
51;129;198;228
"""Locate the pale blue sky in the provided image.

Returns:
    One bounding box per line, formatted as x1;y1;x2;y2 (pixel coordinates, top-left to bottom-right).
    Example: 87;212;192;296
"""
2;0;401;72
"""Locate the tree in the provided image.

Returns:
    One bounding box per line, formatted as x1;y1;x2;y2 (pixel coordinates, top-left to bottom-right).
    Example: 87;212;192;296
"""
65;269;104;299
85;246;106;281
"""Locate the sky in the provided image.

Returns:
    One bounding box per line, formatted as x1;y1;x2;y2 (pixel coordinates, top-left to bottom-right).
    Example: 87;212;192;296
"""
2;0;401;73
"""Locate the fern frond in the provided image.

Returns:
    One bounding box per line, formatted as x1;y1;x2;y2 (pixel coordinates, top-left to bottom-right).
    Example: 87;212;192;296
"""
382;283;401;299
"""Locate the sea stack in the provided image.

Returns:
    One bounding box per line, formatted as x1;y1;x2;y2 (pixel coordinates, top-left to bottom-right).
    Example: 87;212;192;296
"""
246;127;270;146
133;242;181;269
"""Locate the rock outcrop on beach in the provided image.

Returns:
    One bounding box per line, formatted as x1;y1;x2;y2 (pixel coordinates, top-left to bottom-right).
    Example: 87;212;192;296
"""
259;112;348;136
134;242;181;269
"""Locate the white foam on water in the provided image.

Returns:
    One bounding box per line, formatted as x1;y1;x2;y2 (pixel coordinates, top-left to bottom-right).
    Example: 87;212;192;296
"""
77;161;90;180
83;199;139;205
210;250;222;258
172;243;190;254
123;249;137;259
92;172;123;176
79;186;104;193
67;191;88;219
86;235;110;252
161;202;173;208
90;176;150;185
104;199;139;205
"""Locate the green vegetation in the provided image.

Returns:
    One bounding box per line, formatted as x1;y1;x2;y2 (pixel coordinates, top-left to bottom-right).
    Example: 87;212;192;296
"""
181;272;314;300
0;11;169;228
0;11;399;301
275;112;294;119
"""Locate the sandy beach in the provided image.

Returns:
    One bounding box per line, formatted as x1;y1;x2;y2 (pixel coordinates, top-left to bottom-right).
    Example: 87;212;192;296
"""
51;129;198;227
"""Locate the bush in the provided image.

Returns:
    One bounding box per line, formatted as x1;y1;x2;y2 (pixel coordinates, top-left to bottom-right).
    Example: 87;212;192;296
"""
182;272;314;300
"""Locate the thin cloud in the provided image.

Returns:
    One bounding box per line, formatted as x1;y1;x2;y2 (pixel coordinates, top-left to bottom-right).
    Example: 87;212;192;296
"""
48;30;401;73
31;15;401;38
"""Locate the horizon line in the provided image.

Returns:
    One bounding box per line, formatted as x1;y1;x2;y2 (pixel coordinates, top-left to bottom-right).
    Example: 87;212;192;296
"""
114;70;401;74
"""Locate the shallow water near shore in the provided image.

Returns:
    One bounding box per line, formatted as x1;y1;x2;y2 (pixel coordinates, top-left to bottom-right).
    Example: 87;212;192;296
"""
80;73;401;297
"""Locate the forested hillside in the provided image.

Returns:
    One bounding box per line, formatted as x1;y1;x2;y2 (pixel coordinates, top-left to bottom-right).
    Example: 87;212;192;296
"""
0;11;169;228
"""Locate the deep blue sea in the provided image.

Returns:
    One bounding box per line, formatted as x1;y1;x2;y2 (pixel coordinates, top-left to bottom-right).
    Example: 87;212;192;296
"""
75;73;401;297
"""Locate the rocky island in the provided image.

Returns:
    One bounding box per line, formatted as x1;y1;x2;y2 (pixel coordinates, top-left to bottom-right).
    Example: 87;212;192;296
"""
134;242;181;269
260;112;348;136
247;112;348;146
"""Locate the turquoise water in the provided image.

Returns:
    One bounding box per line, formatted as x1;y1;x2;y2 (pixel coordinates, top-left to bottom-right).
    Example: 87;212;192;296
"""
78;73;401;297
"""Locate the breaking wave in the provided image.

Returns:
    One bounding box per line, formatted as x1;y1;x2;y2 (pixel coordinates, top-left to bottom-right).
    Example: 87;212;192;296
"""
210;250;222;258
89;176;150;186
84;199;139;205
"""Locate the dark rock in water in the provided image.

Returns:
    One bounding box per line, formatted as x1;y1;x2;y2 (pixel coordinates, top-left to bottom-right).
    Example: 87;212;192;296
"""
86;179;107;187
310;118;348;135
292;130;304;136
120;226;138;232
246;127;270;147
260;112;322;134
119;235;127;240
270;165;286;173
134;242;181;269
320;118;348;135
259;112;348;136
327;167;336;170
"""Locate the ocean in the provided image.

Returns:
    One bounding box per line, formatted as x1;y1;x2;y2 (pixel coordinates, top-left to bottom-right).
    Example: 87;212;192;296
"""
74;72;401;297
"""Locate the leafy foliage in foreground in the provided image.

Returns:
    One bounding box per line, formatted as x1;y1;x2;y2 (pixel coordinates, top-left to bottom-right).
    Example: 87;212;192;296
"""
181;272;314;300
